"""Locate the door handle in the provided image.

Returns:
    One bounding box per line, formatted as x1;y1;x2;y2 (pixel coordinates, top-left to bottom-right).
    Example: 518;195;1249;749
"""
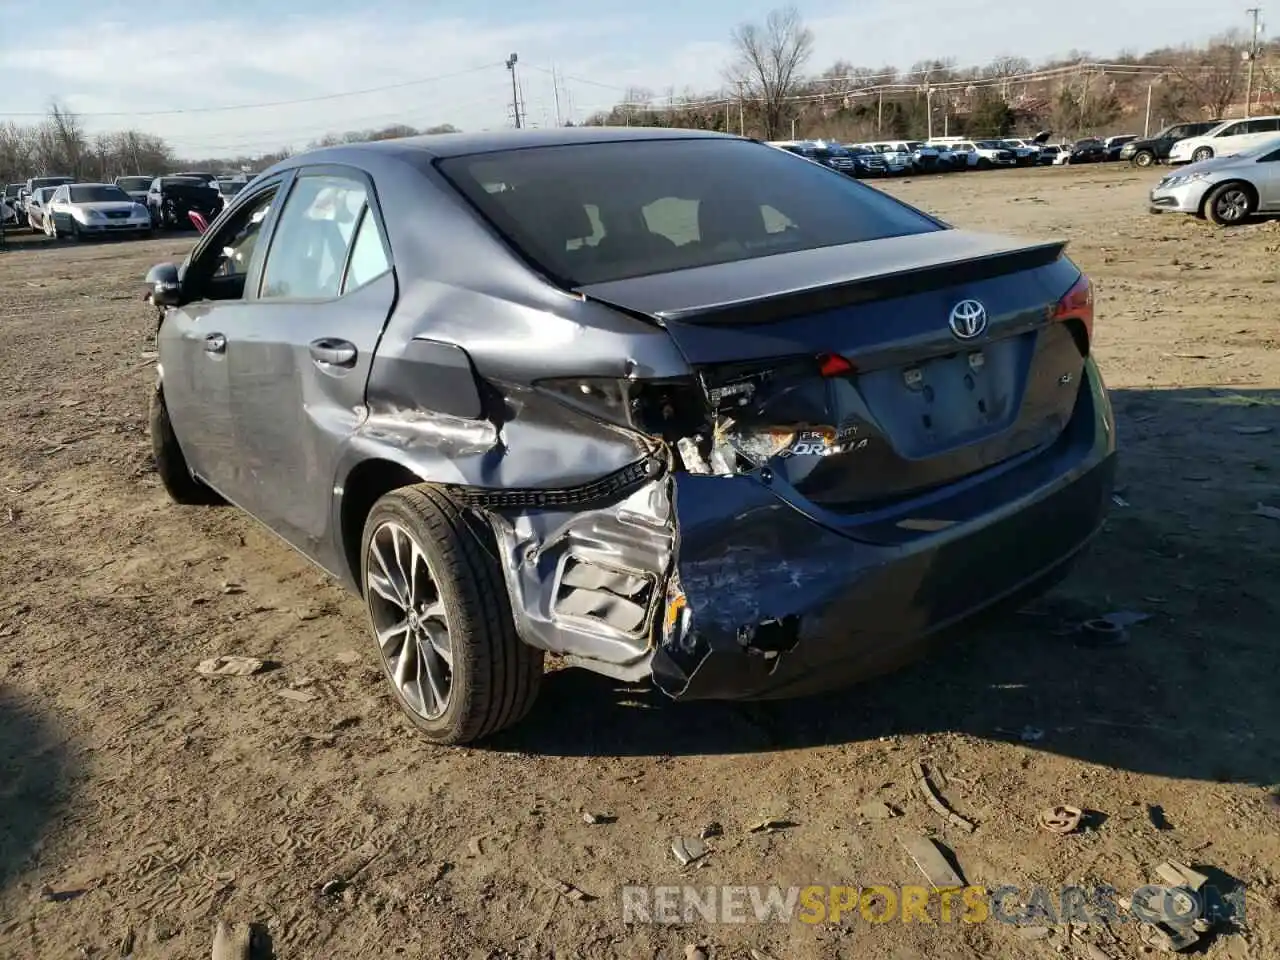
204;333;226;354
309;338;358;369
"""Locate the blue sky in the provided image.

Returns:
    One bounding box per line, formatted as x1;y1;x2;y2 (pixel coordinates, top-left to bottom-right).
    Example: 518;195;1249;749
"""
0;0;1242;157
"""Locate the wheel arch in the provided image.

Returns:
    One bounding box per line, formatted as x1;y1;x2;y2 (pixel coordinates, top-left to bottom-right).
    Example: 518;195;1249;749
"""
338;457;427;591
1198;178;1258;219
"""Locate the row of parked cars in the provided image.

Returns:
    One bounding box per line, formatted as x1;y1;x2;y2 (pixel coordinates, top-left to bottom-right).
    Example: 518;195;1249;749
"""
770;133;1150;176
1;172;248;239
772;120;1275;177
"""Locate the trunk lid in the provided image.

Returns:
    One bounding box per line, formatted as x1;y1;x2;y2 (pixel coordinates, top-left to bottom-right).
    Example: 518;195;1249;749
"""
577;229;1088;509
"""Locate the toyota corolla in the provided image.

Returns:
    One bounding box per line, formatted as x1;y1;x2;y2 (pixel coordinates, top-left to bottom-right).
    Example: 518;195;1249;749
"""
142;128;1116;744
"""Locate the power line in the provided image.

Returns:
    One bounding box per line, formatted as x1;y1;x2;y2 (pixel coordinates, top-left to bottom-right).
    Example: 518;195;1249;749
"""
0;63;504;119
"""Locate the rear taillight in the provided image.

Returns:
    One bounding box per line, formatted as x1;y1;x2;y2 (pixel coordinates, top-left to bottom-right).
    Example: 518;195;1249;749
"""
1052;273;1094;347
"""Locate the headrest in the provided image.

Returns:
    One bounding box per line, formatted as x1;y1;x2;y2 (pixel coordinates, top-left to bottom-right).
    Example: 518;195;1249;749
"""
499;186;593;249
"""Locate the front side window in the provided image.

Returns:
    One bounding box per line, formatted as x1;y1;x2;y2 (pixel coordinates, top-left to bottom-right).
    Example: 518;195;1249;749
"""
438;139;941;287
206;188;277;284
1215;123;1243;138
260;174;368;300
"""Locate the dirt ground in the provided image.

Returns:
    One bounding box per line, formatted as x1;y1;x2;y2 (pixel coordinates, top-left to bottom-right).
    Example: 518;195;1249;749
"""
1;162;1278;960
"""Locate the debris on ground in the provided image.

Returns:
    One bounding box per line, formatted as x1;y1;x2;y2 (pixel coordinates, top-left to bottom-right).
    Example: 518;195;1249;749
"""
748;950;780;960
210;921;252;960
745;817;793;834
220;581;245;595
684;945;708;960
1038;804;1084;835
1155;858;1209;891
912;760;976;832
897;832;966;889
468;836;486;856
580;811;615;825
1074;609;1151;646
856;800;899;821
1124;860;1219;953
543;877;592;903
671;836;709;866
196;655;266;677
1147;804;1174;831
275;688;318;703
700;822;723;839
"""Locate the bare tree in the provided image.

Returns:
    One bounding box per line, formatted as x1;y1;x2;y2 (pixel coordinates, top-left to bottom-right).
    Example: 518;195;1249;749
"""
726;5;813;139
45;100;87;177
1167;31;1247;117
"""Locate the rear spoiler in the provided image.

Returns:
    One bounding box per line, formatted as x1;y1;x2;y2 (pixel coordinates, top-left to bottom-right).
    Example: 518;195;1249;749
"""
575;229;1067;326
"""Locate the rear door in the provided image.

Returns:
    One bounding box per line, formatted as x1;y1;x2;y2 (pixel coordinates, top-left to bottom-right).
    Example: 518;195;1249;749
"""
219;165;396;556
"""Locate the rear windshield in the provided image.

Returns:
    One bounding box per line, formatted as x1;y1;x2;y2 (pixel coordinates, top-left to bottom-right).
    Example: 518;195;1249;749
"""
163;177;210;188
69;185;130;203
116;177;152;191
438;139;940;286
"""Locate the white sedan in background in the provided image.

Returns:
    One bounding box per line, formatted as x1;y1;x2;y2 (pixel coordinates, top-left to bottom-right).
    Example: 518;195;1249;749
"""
45;182;152;240
23;186;59;232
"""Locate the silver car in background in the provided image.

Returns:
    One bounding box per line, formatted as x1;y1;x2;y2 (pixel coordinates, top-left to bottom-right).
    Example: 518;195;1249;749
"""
1148;136;1280;225
45;182;152;239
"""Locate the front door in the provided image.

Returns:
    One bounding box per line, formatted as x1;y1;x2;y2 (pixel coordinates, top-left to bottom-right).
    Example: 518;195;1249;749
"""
157;180;287;497
216;167;396;558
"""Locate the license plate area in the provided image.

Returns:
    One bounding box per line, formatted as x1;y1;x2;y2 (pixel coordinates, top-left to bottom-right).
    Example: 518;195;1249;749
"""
858;334;1030;459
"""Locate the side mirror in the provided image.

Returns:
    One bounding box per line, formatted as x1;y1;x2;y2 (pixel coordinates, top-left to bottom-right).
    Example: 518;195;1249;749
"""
145;262;181;307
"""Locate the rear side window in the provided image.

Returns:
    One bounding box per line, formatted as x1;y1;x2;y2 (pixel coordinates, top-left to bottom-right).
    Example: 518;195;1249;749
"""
342;208;391;294
437;138;941;287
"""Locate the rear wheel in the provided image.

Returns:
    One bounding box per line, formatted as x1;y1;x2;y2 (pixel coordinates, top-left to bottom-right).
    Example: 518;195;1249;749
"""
977;158;992;170
1131;150;1156;168
1204;181;1255;226
361;485;543;744
149;388;224;505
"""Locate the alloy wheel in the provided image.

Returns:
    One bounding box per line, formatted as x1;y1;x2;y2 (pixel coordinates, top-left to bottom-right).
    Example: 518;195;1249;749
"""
1134;152;1154;167
364;520;453;720
1215;189;1250;223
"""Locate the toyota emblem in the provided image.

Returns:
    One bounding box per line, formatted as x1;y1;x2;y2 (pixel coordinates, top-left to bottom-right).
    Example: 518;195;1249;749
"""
948;300;989;340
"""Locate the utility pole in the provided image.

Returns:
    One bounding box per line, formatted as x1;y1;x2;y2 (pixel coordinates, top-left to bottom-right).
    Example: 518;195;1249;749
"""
1245;8;1263;118
877;87;883;135
551;63;562;126
506;53;521;129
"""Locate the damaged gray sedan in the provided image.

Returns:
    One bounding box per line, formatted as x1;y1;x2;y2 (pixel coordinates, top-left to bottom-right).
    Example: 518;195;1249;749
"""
144;128;1116;743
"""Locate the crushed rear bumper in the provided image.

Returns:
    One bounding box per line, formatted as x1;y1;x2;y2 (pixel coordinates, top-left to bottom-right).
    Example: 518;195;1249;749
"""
489;358;1115;701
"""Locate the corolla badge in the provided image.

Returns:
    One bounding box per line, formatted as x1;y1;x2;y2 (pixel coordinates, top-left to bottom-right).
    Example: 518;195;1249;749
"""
948;299;989;340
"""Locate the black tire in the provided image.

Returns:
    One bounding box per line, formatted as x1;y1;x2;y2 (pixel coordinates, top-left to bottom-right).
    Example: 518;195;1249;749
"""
70;220;82;242
149;387;223;505
1131;150;1156;168
360;484;543;744
977;158;992;170
1192;147;1213;163
1203;181;1256;226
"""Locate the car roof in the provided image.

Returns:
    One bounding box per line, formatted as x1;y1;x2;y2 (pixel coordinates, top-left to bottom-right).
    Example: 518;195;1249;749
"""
275;126;742;166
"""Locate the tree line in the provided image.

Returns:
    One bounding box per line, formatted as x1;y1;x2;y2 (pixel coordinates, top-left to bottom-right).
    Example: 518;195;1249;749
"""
0;103;461;187
584;6;1278;142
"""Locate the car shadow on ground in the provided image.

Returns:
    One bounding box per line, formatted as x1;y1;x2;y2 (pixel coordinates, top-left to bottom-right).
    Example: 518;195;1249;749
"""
0;688;75;897
494;386;1280;790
